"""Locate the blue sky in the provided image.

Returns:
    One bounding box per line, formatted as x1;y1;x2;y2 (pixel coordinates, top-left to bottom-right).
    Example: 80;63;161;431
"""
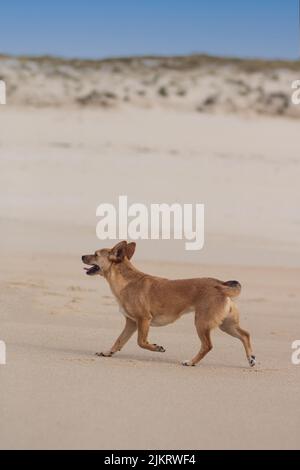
0;0;299;59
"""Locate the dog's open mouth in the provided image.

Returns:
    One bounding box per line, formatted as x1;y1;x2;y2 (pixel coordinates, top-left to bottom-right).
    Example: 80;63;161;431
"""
84;265;100;275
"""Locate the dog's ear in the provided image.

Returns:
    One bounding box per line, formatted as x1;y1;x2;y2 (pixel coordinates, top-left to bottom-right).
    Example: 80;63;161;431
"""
109;241;127;263
126;242;136;260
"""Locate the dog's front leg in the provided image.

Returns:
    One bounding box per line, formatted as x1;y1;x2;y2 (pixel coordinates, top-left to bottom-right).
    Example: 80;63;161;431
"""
137;317;165;353
96;317;137;357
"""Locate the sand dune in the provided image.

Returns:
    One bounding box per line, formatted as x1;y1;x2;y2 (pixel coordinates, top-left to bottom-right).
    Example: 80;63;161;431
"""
1;54;299;117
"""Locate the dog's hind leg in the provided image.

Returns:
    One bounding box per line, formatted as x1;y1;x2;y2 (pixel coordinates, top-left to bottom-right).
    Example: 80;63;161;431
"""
182;318;213;367
96;317;137;357
219;305;255;367
137;317;166;353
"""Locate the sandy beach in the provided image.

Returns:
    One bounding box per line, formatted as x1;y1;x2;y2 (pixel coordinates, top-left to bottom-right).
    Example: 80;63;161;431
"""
1;253;300;449
0;55;300;449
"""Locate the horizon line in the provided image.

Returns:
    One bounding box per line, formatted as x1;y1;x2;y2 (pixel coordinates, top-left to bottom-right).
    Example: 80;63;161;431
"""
0;51;299;64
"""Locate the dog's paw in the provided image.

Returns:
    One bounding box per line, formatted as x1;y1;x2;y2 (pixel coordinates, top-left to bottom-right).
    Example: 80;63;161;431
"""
248;355;256;367
95;351;114;357
153;344;166;352
182;360;195;367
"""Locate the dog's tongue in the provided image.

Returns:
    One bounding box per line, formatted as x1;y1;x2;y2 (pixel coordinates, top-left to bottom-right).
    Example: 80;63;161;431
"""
84;265;100;275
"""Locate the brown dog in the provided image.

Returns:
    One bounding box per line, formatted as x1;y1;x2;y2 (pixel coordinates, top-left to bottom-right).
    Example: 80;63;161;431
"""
82;241;256;367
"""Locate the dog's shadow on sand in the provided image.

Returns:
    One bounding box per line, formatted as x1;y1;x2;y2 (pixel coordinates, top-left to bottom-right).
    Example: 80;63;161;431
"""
90;352;252;370
13;341;257;370
120;355;265;371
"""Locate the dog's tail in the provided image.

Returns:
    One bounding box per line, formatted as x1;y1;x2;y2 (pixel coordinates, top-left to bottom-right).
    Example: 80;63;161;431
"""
218;280;241;298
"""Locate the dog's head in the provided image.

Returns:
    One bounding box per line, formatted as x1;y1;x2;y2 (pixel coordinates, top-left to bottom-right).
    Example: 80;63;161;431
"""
81;241;136;277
